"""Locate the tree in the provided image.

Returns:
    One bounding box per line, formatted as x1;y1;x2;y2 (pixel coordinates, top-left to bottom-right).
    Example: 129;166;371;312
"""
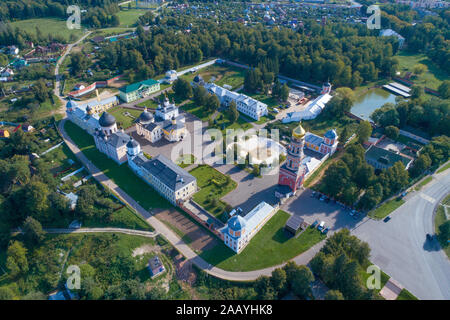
280;83;289;102
356;120;372;144
193;86;207;106
327;87;355;117
33;79;50;103
270;268;287;297
244;68;263;93
410;85;424;100
290;265;314;299
437;80;450;99
0;287;15;300
22;216;46;245
22;291;46;300
413;64;428;75
409;154;431;178
324;290;345;300
227;101;239;123
81;277;104;300
172;78;193;100
69;52;89;76
6;241;28;277
205;94;220;112
322;160;351;197
354;164;374;190
384;125;399;140
254;276;276;300
252;164;260;177
438;221;450;246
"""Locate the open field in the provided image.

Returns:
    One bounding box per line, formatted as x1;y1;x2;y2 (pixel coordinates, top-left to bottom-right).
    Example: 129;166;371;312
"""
189;165;237;219
9;18;84;43
200;210;326;271
116;9;147;27
63;120;171;210
369;198;406;220
395;51;449;90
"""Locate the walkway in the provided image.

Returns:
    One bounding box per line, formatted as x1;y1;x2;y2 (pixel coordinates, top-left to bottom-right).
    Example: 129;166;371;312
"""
43;227;159;238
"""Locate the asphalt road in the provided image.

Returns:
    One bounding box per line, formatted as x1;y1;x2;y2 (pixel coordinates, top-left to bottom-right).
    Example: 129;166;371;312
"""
353;170;450;300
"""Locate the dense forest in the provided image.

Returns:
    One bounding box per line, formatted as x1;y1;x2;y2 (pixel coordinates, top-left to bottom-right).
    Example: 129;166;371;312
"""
98;19;399;87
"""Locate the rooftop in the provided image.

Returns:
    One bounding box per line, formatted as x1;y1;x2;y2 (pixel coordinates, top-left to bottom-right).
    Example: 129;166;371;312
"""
119;79;159;94
365;145;412;167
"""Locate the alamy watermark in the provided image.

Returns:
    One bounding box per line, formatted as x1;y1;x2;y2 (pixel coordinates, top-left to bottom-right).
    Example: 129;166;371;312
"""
367;5;381;30
66;265;81;290
67;5;81;30
366;264;381;290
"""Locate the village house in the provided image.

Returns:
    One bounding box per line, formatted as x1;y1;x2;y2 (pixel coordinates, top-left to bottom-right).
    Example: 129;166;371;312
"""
118;79;160;103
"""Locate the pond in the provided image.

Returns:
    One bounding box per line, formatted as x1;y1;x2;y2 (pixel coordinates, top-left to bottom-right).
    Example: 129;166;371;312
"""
351;88;397;121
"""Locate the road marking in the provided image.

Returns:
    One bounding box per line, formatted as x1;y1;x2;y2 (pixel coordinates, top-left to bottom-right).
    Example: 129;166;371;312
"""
420;193;436;204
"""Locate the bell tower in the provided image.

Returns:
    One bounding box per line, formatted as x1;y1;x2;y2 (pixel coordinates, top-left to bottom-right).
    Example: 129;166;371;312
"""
278;124;307;193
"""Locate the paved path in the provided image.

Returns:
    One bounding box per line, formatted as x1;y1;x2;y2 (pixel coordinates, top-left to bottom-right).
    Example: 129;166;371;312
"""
352;168;450;300
43;227;159;238
57;118;325;281
54;31;93;107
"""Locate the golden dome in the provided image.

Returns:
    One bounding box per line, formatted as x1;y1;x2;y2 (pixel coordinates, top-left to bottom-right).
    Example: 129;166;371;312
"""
292;124;306;139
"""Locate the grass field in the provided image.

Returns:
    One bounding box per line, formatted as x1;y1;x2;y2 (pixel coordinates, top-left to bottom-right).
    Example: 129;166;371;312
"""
435;194;450;259
395;51;449;90
9;18;84;43
396;288;418;300
199;210;326;271
176;154;196;168
369;198;406;220
116;9;147;27
64;120;171;210
108;107;142;129
436;162;450;174
189;165;236;219
414;176;433;191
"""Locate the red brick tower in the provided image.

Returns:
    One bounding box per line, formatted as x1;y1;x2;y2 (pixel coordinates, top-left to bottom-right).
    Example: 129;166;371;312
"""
278;124;307;193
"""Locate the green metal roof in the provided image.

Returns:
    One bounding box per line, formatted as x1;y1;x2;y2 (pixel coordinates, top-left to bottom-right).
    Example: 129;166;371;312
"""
119;79;159;94
365;145;411;167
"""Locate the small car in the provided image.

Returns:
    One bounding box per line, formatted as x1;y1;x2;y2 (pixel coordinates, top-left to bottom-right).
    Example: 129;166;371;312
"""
319;196;325;201
426;233;433;241
353;213;360;220
322;227;329;235
311;220;319;228
273;108;279;113
311;191;316;197
318;221;325;231
383;216;391;223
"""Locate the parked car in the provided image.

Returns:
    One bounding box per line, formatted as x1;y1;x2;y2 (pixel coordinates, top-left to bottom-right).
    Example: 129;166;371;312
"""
353;213;360;220
319;196;325;201
322;227;329;235
383;216;391;223
311;191;316;197
318;221;325;231
426;233;433;241
311;220;319;228
273;108;279;113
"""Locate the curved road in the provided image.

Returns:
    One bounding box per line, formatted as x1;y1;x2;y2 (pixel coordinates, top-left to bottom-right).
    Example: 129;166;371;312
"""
352;169;450;300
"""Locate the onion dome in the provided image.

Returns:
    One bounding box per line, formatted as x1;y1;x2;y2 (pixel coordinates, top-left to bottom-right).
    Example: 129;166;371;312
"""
99;112;116;127
292;124;306;139
228;215;246;232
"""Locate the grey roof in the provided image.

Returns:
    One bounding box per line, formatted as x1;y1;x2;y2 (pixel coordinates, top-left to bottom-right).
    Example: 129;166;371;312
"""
365;145;412;167
162;119;185;131
138;109;154;123
142;154;196;191
126;137;139;148
228;215;246;232
103;131;130;148
99;112;116;127
285;215;304;231
144;122;160;132
148;256;163;270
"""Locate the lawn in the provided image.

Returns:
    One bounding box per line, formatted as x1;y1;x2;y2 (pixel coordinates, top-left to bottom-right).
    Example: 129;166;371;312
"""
358;261;390;295
180;101;210;121
242;90;279;108
395;51;449;90
369;198;406;220
9;18;84;43
189;165;237;219
63;120;171;210
436;162;450;174
414;176;433;191
435;195;450;259
108;106;142;129
199;210;326;271
396;288;418;300
176;154;196;168
116;9;147;27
